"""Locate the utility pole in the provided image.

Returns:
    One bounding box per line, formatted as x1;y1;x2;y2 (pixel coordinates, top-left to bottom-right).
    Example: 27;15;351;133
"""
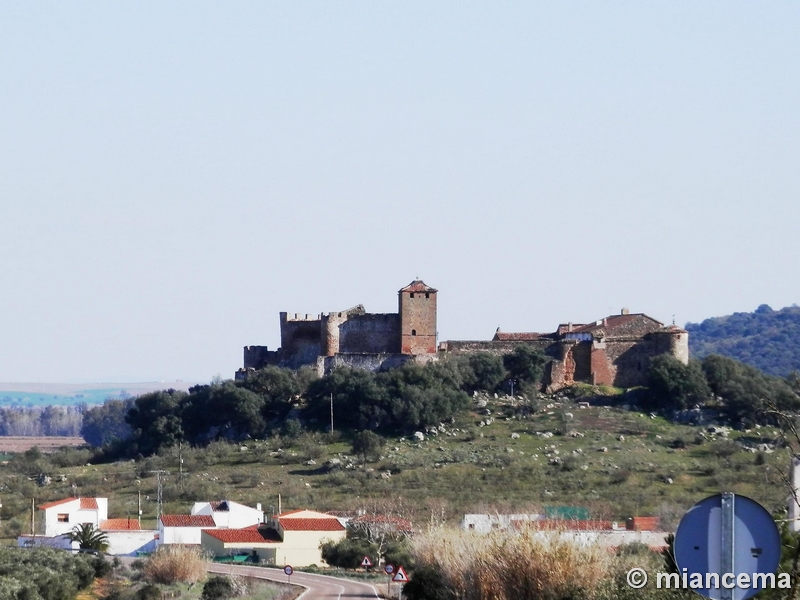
179;442;184;487
330;393;334;433
137;491;142;525
149;470;169;523
31;498;35;537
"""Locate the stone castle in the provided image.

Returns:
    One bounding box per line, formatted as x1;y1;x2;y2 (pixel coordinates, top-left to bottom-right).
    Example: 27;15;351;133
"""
236;280;689;391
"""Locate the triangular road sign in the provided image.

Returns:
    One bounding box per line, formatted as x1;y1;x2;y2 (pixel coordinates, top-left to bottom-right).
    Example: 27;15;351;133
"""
361;556;373;567
392;566;409;583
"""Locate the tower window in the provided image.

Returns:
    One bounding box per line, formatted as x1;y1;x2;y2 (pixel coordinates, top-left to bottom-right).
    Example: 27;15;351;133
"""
425;293;429;298
410;293;414;298
411;330;417;336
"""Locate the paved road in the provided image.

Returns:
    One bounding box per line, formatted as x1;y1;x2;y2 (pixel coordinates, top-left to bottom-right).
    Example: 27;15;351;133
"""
207;563;382;600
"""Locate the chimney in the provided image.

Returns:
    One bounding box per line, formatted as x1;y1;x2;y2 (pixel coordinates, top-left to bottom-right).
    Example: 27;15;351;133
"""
621;308;630;315
568;322;573;332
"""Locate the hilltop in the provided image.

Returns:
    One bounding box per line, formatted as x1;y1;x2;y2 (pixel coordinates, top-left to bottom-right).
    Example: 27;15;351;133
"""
686;304;800;376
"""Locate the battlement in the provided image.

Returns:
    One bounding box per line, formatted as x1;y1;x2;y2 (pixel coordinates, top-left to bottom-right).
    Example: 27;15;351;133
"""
281;312;321;322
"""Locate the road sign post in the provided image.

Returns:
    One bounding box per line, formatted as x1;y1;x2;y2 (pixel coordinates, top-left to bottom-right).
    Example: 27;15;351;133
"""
283;565;293;585
361;555;373;569
392;566;410;600
384;564;394;596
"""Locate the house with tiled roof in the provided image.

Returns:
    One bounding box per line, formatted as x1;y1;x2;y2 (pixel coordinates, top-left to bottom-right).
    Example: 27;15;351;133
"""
191;500;263;528
201;508;345;566
37;497;108;537
157;514;216;547
18;497;157;556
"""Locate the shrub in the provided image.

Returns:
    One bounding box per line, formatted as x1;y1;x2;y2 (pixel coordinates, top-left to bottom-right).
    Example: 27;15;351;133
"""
202;576;234;600
142;546;207;585
412;528;612;600
136;583;162;600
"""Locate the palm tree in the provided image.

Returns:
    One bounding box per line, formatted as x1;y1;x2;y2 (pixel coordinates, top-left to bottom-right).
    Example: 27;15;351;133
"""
65;523;109;553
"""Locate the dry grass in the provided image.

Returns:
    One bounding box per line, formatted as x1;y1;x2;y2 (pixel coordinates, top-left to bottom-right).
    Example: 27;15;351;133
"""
143;545;209;585
412;527;614;600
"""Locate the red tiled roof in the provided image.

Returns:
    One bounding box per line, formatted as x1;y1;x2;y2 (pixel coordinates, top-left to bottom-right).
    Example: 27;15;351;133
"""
350;514;413;531
398;280;437;293
39;498;78;510
204;526;282;544
279;518;344;531
160;515;216;527
39;497;99;510
528;520;615;531
571;314;662;335
100;519;141;531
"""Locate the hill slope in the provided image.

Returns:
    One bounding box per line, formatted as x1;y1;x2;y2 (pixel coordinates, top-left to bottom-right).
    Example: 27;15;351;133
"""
686;304;800;376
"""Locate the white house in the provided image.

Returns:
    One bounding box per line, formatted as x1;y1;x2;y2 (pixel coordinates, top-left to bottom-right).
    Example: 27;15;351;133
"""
157;514;216;547
17;497;157;556
190;500;263;528
99;519;158;556
37;497;108;536
200;508;345;567
460;513;541;534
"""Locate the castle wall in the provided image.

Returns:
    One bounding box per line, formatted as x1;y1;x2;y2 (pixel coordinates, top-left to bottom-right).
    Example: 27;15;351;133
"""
319;353;415;375
338;314;400;354
590;342;614;386
280;313;322;368
243;346;277;370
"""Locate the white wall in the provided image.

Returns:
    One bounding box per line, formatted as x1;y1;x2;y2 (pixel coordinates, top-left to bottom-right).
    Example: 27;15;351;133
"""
106;531;158;556
158;525;207;546
41;498;107;537
191;501;263;529
17;535;75;550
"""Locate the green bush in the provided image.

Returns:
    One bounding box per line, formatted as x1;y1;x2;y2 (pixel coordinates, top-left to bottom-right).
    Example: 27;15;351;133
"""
201;576;234;600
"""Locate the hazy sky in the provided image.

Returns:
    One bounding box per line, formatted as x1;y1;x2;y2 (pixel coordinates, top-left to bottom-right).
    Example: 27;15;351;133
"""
1;2;799;383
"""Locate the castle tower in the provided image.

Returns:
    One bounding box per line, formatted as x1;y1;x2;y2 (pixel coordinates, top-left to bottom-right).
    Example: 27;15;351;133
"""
398;280;437;355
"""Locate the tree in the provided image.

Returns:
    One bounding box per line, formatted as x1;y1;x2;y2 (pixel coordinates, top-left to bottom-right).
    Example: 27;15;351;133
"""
646;356;710;411
81;399;133;447
320;538;379;569
503;345;548;393
703;354;800;424
126;389;187;455
351;431;385;465
239;366;299;420
404;565;456;600
461;353;506;393
66;523;109;553
182;381;266;443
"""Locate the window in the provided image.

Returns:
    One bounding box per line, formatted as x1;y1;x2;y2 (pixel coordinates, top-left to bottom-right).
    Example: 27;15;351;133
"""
425;293;429;299
57;514;69;523
411;330;417;336
410;293;415;298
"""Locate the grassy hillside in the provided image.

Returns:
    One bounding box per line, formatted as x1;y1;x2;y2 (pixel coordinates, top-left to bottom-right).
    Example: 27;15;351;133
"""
686;304;800;376
0;390;791;540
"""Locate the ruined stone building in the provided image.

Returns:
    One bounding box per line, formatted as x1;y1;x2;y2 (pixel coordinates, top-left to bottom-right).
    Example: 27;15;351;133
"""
237;280;438;377
237;280;689;390
440;310;688;390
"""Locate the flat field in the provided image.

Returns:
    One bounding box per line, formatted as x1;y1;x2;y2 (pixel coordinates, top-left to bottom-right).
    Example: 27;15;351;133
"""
0;436;86;453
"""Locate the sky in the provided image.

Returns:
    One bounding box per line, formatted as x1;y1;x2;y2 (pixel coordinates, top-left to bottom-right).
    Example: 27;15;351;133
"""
1;2;799;383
